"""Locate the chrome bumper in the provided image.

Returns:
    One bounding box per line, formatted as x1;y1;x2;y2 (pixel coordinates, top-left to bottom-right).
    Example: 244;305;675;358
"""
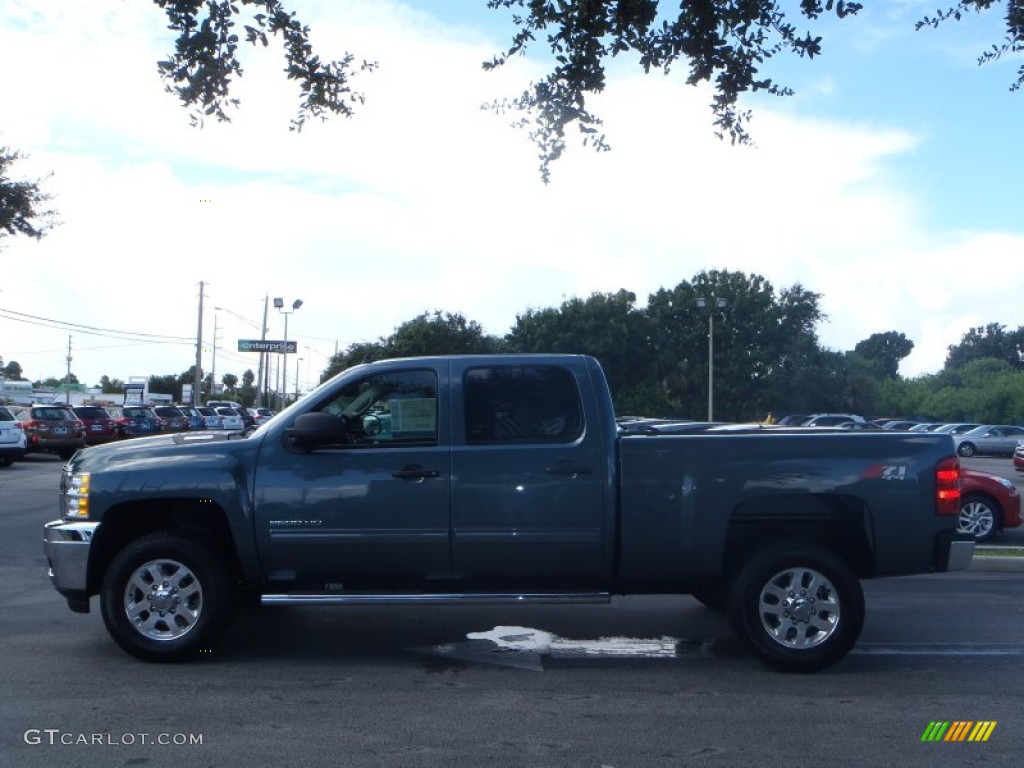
43;520;99;593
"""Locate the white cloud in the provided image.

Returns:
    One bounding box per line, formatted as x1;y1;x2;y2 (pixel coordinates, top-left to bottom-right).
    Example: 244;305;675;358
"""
1;0;1021;388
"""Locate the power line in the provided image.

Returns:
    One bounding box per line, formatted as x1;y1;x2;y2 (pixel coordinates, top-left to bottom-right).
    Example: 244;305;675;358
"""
0;307;194;345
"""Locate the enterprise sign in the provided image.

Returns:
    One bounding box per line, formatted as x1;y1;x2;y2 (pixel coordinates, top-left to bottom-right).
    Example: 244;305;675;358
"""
237;339;297;353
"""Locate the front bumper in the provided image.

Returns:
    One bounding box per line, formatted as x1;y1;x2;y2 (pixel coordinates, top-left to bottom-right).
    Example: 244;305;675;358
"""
43;520;99;613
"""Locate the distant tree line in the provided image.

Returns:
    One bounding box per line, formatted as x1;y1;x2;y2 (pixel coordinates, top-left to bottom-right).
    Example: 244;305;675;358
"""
319;270;1024;424
7;271;1024;422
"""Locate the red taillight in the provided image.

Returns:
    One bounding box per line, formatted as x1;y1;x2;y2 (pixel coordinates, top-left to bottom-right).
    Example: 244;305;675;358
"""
936;457;961;516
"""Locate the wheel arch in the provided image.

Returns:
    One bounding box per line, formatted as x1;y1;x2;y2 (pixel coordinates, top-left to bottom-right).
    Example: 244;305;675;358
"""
87;499;244;596
723;494;874;579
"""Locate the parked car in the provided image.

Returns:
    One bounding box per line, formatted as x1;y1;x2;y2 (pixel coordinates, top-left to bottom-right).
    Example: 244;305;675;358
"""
108;405;162;438
208;401;255;429
954;425;1024;457
958;467;1022;542
153;406;189;433
13;404;86;459
933;423;982;435
775;414;811;426
247;407;275;425
214;407;245;431
196;406;224;430
803;413;866;427
175;405;206;431
1012;440;1024;472
0;405;27;466
881;420;921;431
71;406;119;446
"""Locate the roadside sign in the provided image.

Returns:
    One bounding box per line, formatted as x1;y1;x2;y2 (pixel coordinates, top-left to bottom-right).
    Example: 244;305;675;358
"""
238;339;297;353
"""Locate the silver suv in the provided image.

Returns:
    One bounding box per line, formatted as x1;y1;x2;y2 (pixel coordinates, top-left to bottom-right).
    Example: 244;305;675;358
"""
0;406;27;466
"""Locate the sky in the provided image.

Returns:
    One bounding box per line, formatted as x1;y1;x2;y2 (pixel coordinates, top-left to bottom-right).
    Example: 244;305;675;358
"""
1;0;1022;393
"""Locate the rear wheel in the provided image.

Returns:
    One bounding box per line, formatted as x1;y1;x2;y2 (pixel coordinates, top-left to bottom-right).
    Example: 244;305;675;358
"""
728;546;864;673
958;493;1000;542
957;442;976;457
100;533;236;662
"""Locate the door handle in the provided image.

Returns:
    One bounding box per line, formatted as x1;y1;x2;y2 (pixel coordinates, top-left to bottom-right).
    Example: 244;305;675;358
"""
392;464;440;480
544;463;592;476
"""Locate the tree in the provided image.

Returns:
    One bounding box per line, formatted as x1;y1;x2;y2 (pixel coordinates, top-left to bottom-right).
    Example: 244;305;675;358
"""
484;0;1024;180
136;2;1024;182
238;369;257;406
507;289;658;414
853;331;915;379
149;374;180;398
99;375;125;394
221;373;238;392
646;270;825;420
945;323;1024;371
2;360;25;381
155;0;377;130
0;147;56;245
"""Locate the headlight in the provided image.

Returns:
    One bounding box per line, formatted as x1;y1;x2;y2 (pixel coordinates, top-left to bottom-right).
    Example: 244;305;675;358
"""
64;472;91;519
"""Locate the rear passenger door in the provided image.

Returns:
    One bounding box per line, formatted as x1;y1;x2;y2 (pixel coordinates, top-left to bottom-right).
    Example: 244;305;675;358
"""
449;360;610;588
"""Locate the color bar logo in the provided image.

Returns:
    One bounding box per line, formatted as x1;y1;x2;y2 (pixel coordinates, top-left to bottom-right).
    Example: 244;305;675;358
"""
921;721;997;742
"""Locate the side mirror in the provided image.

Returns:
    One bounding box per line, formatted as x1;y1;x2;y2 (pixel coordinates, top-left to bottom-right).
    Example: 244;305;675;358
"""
285;412;345;449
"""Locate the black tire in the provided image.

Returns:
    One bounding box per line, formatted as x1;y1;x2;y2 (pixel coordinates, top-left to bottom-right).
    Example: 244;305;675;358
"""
958;493;1001;543
100;533;236;662
0;457;12;468
957;442;976;457
728;546;864;673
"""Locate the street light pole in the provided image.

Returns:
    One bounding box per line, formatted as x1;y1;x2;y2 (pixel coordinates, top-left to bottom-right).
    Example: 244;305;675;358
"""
696;296;728;421
295;357;303;401
274;298;302;410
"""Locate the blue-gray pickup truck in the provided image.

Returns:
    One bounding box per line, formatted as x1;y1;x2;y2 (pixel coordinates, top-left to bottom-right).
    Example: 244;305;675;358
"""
43;355;973;672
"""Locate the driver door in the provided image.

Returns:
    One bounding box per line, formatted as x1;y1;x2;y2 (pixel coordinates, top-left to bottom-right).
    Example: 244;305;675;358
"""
253;365;451;589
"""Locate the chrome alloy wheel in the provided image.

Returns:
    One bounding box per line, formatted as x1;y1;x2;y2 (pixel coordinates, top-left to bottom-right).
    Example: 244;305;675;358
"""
958;500;996;540
758;566;840;649
123;558;203;641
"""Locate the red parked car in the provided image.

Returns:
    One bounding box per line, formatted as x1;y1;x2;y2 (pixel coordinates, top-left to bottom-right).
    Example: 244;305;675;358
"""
958;467;1022;542
71;406;119;446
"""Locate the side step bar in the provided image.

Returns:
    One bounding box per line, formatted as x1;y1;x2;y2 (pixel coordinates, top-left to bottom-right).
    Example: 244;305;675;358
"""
262;592;612;606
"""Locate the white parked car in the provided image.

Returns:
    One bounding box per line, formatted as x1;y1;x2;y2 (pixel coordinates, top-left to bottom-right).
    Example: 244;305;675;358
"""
0;405;28;467
215;407;245;431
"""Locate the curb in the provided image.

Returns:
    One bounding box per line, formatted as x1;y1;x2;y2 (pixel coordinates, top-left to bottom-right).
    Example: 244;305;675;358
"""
969;546;1024;572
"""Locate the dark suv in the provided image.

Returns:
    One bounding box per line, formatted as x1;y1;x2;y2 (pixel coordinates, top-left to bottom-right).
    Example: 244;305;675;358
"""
71;406;119;446
153;406;189;433
108;405;163;438
14;404;87;459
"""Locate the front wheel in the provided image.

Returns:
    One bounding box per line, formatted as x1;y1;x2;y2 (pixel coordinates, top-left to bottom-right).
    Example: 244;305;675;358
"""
957;442;976;457
100;533;236;662
728;546;864;673
958;494;1000;542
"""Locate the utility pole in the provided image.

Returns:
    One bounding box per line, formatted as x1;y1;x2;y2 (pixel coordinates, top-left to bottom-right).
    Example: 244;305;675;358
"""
65;335;72;404
259;294;269;407
194;281;205;406
211;313;219;396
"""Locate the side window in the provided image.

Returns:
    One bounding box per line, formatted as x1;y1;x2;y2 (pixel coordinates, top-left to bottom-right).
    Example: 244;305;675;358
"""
318;369;438;447
464;365;583;444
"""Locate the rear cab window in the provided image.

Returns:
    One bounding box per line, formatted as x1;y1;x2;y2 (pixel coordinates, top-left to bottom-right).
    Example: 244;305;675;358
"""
463;365;584;444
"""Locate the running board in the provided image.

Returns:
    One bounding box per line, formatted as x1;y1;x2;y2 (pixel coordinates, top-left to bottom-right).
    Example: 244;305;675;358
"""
261;592;612;606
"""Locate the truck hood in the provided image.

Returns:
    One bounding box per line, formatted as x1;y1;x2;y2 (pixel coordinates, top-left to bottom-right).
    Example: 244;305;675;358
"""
68;430;256;474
